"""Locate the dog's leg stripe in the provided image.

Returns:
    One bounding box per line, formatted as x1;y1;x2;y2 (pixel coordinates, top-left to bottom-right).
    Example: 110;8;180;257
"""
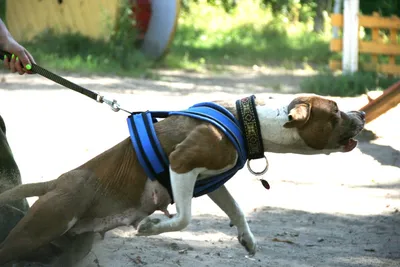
143;113;169;172
142;113;174;196
128;113;173;199
133;114;165;174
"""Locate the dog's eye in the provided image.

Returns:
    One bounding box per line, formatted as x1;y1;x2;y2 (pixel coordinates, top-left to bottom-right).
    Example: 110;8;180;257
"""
288;115;293;121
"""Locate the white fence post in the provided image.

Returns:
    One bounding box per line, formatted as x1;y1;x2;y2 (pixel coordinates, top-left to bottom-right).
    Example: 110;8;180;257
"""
342;0;359;73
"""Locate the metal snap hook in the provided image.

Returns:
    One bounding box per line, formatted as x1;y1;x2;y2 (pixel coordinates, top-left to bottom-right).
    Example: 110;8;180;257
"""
247;156;269;176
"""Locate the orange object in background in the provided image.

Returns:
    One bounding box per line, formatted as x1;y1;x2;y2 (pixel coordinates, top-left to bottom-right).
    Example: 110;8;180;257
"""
131;0;152;40
6;0;180;60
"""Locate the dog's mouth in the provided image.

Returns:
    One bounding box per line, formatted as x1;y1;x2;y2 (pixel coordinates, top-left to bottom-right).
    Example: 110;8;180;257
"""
341;138;358;152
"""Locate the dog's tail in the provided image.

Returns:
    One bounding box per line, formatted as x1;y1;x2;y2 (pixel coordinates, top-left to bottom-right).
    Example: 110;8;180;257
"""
0;180;55;205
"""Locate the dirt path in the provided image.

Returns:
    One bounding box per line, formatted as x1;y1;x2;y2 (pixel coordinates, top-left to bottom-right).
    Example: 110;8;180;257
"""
0;69;399;267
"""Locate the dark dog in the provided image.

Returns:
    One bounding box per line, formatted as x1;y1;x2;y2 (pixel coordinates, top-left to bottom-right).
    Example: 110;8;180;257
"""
0;115;28;242
0;116;90;266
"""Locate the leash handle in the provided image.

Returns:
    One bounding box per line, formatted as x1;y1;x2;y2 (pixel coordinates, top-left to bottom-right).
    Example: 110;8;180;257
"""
0;49;131;113
0;49;98;101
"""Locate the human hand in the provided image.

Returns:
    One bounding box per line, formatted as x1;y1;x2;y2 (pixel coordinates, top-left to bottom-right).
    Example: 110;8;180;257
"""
2;36;35;75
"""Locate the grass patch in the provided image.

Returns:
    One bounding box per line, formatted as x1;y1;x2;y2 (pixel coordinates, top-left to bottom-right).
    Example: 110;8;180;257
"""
300;71;398;97
19;0;331;74
22;31;149;76
164;0;331;70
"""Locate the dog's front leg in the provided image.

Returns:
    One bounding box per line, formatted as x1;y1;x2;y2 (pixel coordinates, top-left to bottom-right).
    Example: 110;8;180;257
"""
208;185;256;255
137;167;200;236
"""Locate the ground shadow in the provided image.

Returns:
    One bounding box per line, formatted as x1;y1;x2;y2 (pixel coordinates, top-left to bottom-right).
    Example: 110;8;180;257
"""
0;69;308;96
11;206;400;267
92;206;400;267
174;206;400;267
356;129;400;168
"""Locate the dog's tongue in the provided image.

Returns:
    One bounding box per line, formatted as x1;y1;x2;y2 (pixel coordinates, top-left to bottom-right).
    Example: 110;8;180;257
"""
343;138;358;152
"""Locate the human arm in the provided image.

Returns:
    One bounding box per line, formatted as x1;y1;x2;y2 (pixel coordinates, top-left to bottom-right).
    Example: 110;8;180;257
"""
0;18;35;74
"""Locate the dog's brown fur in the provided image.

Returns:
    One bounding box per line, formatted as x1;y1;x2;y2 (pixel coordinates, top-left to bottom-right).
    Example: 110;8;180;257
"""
0;113;237;265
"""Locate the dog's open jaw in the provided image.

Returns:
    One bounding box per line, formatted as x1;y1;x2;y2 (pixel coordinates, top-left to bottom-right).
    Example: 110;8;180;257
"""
256;95;365;155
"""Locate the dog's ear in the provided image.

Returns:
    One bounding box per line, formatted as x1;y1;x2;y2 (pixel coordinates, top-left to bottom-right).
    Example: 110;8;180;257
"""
283;103;311;128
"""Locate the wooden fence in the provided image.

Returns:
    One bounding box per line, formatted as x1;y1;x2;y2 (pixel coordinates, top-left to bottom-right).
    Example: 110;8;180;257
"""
330;12;400;75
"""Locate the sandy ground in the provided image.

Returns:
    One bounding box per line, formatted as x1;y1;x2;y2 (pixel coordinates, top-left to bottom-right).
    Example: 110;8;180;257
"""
0;68;399;267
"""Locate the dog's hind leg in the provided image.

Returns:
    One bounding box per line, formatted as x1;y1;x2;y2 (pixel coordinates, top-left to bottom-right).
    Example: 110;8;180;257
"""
0;187;92;265
0;181;55;205
51;232;95;267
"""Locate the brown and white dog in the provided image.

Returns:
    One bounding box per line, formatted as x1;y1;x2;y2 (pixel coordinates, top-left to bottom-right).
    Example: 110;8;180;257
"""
0;94;365;266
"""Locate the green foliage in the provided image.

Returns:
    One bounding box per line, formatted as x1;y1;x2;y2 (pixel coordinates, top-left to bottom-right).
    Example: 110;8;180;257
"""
0;0;5;20
183;0;400;17
165;0;330;70
109;0;149;70
360;0;400;16
261;0;318;21
20;0;332;73
300;71;398;97
181;0;238;13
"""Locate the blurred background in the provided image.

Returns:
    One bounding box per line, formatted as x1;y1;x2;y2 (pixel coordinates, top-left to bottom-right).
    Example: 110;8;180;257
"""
0;0;399;98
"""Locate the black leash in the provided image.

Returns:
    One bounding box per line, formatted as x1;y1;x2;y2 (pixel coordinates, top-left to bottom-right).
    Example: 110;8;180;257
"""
0;49;131;114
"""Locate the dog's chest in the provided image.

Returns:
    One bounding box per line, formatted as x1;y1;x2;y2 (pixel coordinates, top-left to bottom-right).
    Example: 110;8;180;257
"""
128;102;247;198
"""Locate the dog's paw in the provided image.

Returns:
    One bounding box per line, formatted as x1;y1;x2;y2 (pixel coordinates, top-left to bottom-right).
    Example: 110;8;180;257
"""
238;231;257;256
136;217;161;236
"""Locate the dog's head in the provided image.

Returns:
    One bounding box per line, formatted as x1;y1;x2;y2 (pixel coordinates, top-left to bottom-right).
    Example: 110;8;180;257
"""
259;95;365;155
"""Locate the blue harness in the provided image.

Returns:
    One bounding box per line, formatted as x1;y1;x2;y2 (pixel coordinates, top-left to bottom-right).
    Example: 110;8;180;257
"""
127;102;247;199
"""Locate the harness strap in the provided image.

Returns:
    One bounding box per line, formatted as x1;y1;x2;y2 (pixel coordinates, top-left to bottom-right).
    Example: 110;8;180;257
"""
127;102;247;199
170;106;246;163
127;112;171;188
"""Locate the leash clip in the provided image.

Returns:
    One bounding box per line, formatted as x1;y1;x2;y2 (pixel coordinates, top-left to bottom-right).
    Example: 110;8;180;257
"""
97;95;121;112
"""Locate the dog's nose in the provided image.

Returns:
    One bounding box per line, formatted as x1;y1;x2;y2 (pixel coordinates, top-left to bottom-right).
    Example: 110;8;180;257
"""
359;111;366;119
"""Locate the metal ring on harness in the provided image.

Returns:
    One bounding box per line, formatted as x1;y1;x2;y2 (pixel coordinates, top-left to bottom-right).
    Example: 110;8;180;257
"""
247;156;269;176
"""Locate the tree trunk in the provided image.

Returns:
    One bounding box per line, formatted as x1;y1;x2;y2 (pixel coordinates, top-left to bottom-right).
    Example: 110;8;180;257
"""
314;0;331;33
